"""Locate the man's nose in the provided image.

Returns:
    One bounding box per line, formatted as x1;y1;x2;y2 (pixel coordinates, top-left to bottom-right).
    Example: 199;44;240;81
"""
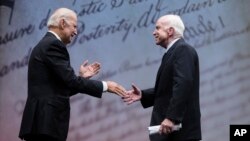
153;30;156;35
74;30;77;35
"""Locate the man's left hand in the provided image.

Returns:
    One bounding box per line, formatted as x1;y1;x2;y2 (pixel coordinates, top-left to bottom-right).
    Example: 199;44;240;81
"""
159;118;174;135
79;60;100;79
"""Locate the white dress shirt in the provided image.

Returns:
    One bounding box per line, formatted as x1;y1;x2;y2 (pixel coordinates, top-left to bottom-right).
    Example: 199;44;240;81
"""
165;38;180;53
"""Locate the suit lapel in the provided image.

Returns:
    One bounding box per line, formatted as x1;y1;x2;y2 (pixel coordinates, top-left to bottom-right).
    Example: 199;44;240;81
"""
155;39;182;89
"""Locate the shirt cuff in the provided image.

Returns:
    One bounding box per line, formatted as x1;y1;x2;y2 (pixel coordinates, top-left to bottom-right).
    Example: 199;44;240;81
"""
102;81;108;92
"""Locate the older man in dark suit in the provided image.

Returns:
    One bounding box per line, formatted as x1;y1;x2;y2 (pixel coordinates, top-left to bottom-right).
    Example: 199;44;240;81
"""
124;15;202;141
19;8;127;141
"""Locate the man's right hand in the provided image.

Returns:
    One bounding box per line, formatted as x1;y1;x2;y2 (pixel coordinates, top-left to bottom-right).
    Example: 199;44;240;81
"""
106;81;127;97
123;83;142;105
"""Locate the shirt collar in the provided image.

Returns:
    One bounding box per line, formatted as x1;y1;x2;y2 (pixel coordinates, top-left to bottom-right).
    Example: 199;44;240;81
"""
49;31;62;41
166;38;180;53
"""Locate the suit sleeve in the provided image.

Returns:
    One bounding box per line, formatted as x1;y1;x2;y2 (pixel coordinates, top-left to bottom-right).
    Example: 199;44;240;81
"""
165;45;197;122
44;41;103;98
141;88;155;108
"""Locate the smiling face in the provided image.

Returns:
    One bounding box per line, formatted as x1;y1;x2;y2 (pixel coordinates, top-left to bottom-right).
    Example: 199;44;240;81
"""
60;14;77;44
153;15;179;49
153;19;170;48
47;8;78;45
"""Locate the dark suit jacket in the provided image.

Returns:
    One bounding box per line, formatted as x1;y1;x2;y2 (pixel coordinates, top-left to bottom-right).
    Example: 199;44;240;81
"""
19;32;104;141
141;39;201;141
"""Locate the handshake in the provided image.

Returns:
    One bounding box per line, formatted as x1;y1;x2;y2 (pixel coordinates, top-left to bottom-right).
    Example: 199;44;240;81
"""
105;81;142;105
79;60;142;104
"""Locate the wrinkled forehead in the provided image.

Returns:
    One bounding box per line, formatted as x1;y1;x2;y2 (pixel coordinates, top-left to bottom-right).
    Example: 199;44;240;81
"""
69;12;77;20
155;18;167;28
67;13;77;24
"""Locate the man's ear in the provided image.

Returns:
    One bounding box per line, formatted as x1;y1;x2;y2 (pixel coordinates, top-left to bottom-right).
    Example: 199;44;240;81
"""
59;19;66;29
168;27;174;36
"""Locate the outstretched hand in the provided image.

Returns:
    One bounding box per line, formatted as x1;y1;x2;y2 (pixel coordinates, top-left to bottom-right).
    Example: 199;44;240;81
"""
123;83;142;105
79;60;100;79
106;81;127;97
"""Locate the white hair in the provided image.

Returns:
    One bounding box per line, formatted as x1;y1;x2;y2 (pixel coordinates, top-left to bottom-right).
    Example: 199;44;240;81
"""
47;8;76;28
160;15;185;37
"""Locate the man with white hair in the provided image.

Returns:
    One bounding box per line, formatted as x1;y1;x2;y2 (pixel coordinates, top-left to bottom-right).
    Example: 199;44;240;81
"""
124;15;202;141
19;8;127;141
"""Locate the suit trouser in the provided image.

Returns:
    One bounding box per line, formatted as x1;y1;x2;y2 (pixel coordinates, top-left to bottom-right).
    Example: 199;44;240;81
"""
23;134;60;141
150;134;200;141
